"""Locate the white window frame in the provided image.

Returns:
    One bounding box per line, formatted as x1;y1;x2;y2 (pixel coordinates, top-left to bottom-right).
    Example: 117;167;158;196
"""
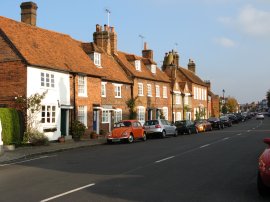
176;112;181;121
138;83;144;96
137;106;145;125
147;84;152;97
114;84;122;98
162;107;168;120
94;52;101;67
155;85;160;97
41;105;56;124
101;82;107;97
102;110;110;123
151;64;156;74
135;60;141;71
163;86;168;98
184;95;189;105
78;106;87;126
175;94;181;105
78;76;87;97
41;72;55;88
114;109;122;123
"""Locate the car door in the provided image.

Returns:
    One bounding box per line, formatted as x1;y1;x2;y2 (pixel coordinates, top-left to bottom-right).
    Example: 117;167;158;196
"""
132;121;143;138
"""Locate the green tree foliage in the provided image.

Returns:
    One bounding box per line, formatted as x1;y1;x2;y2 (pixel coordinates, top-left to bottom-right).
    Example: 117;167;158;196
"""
0;108;20;145
126;96;138;119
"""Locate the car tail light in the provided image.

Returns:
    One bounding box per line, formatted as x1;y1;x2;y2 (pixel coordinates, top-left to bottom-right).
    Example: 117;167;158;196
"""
155;124;161;128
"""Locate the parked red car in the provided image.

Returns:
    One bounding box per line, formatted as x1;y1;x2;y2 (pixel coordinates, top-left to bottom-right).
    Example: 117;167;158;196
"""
258;138;270;196
107;120;146;144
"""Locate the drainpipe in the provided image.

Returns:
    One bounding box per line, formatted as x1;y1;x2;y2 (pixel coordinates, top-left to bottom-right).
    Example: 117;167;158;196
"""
73;73;76;121
0;118;3;155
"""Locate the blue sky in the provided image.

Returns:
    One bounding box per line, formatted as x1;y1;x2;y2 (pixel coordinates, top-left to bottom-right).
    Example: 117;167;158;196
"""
1;0;270;104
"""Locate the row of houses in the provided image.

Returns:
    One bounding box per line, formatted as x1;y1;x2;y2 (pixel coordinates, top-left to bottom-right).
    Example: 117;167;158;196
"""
0;2;220;141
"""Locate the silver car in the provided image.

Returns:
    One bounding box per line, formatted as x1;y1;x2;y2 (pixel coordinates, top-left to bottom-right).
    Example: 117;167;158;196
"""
143;119;177;138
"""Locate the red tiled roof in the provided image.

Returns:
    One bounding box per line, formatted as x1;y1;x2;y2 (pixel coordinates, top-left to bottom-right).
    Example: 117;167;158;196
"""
81;43;132;84
177;67;207;87
116;51;170;83
0;16;104;77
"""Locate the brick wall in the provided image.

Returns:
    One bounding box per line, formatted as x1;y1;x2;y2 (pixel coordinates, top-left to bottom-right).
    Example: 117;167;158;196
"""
134;78;171;121
70;75;102;135
0;34;27;108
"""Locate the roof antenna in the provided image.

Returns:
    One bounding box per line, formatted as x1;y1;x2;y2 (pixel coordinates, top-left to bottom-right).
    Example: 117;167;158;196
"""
105;8;111;28
174;42;178;51
139;34;145;50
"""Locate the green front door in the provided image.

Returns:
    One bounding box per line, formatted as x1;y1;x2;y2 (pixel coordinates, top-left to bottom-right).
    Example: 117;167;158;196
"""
60;109;67;136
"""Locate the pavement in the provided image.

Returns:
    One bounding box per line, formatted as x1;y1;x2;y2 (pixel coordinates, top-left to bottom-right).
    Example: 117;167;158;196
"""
0;137;107;164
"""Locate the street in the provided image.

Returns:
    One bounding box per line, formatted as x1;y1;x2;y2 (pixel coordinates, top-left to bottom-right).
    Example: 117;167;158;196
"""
0;117;270;202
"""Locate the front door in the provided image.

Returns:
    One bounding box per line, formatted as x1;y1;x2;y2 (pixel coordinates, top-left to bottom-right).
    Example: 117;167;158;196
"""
93;110;100;134
148;109;152;120
60;109;67;136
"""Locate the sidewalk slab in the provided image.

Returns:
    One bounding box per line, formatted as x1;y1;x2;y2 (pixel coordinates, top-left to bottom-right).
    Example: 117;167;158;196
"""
0;138;106;164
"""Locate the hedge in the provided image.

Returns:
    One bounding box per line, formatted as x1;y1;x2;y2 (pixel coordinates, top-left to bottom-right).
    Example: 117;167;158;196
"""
0;108;21;145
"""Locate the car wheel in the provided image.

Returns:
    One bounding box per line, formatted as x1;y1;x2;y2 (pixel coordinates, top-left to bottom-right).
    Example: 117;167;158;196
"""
161;130;166;138
107;139;112;144
188;129;192;135
141;132;147;141
127;134;134;143
257;171;269;196
174;129;178;137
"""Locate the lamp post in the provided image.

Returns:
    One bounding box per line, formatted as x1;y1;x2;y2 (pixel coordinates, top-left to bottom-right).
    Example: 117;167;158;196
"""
222;89;225;100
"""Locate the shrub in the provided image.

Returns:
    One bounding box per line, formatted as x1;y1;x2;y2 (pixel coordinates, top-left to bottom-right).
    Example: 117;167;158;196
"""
24;130;49;146
71;120;86;140
0;108;21;145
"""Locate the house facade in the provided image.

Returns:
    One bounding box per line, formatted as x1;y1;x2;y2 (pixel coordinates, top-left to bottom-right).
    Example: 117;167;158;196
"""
0;2;105;140
115;43;172;124
81;24;133;133
162;50;215;120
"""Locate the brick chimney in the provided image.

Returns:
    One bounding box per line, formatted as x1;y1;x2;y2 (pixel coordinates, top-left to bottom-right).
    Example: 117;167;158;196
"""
93;24;118;55
188;59;196;74
142;42;153;60
20;2;38;26
109;26;117;55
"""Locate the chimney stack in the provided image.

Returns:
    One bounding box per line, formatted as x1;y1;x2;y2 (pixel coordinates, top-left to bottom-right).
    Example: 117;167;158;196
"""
188;59;196;74
20;2;38;26
142;42;153;60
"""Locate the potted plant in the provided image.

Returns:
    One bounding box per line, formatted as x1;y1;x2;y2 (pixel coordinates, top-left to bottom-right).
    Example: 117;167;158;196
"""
58;135;65;143
71;120;86;141
90;131;98;139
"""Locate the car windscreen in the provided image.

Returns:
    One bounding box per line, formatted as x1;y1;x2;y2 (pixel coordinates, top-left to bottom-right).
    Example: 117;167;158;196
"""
114;121;131;128
144;120;159;126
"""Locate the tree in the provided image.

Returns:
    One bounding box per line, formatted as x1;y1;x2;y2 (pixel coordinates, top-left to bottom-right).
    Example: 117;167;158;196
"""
15;91;47;142
126;96;138;119
226;97;239;113
266;90;270;107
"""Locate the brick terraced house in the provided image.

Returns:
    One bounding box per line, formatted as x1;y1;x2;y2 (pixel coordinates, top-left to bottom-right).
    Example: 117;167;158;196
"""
114;43;172;125
0;2;106;140
81;24;133;134
162;50;219;120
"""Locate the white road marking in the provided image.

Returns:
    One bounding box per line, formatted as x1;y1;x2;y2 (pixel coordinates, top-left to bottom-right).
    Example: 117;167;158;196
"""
155;156;175;163
236;133;242;136
0;155;56;167
223;137;229;140
40;183;95;202
247;130;251;133
200;144;210;148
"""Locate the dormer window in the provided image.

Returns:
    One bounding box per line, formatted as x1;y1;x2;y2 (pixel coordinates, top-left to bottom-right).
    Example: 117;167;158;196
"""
135;60;141;71
90;52;101;67
151;64;156;74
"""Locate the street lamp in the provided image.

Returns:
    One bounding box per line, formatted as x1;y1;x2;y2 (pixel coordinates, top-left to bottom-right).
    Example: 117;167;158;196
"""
222;89;225;100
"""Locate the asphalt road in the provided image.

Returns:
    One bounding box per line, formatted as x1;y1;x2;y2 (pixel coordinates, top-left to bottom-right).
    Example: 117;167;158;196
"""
1;117;270;202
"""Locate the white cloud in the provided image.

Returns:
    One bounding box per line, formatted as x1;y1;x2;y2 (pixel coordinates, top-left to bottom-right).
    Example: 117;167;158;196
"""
237;5;270;37
219;4;270;38
214;37;236;48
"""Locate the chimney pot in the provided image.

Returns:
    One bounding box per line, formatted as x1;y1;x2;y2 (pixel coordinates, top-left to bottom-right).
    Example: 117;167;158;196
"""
144;42;148;50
